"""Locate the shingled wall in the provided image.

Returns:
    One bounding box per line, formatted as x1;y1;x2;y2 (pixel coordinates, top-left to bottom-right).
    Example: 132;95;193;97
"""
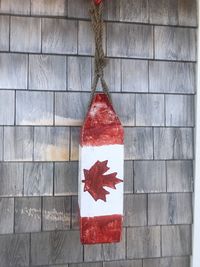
0;0;197;266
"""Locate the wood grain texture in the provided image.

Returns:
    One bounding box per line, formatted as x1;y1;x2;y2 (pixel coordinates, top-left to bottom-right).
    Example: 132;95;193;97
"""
149;61;196;94
107;23;153;58
15;197;41;233
0;0;30;14
0;198;14;234
31;231;83;265
136;94;164;126
0;163;23;197
55;92;89;126
111;93;135;126
127;227;160;259
124;194;147;227
162;225;192;256
68;0;90;19
0;233;29;267
0;15;9;51
70;263;101;267
78;20;106;56
11;16;41;53
0;53;28;89
68;56;92;91
102;58;121;92
71;195;79;229
178;0;197;26
84;229;126;261
143;257;190;267
122;59;148;92
166;160;193;192
0;127;2;160
42;196;71;231
103;260;142;267
0;90;14;125
34;127;70;161
24;163;53;196
134;161;166;193
31;0;67;16
70;127;80;161
154;128;193;160
155;26;196;61
29;55;66;90
148;193;192;225
124;128;153;160
4;127;34;161
42;18;77;54
124;161;134;193
54;162;78;196
16;91;53;125
166;95;194;127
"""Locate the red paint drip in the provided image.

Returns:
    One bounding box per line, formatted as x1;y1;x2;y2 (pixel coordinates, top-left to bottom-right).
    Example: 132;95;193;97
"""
81;93;124;146
80;214;122;244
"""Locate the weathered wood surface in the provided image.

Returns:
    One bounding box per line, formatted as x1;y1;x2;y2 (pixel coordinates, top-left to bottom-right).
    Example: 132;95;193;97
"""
0;15;9;51
0;90;15;125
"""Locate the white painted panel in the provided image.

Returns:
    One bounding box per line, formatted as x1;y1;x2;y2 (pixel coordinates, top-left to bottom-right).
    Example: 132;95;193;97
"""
79;144;124;217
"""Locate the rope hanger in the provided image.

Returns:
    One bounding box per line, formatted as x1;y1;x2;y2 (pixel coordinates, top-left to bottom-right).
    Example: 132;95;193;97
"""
89;0;112;106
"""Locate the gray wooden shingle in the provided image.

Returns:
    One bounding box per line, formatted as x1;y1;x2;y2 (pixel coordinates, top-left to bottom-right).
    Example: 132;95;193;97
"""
31;231;83;265
16;91;53;125
136;94;164;126
143;256;190;267
166;160;193;192
68;57;92;91
0;163;23;197
127;227;160;259
148;193;192;225
54;162;78;196
0;90;15;125
178;0;197;26
112;93;135;126
11;16;41;53
0;233;29;267
103;260;142;267
104;58;121;92
133;161;166;194
34;127;70;161
134;161;166;193
84;229;126;261
124;161;134;193
15;197;41;233
0;127;2;160
4;127;34;161
0;15;9;51
68;0;90;19
42;196;71;231
149;61;195;94
124;128;153;160
124;194;147;227
70;263;101;267
155;26;196;61
166;95;194;127
42;18;77;54
105;0;120;21
154;128;193;160
31;0;67;16
162;225;192;256
122;59;148;92
71;196;79;229
55;92;89;126
24;163;53;196
70;127;80;161
0;198;14;234
107;23;153;58
0;0;30;14
29;55;66;91
0;53;28;89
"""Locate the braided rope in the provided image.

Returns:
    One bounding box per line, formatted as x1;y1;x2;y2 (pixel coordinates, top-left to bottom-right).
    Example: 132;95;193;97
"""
89;1;111;106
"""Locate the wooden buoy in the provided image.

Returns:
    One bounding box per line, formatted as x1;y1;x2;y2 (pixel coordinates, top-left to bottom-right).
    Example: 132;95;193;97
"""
79;93;124;244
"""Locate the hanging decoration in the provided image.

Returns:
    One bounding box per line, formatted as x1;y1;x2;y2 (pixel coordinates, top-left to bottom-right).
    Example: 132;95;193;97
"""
78;0;124;244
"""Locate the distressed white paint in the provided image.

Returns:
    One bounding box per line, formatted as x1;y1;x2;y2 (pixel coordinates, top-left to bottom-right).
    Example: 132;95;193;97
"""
79;144;124;217
192;2;200;266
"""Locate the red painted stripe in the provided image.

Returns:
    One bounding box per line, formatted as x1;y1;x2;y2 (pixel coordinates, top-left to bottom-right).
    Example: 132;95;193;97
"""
80;214;122;244
81;93;124;146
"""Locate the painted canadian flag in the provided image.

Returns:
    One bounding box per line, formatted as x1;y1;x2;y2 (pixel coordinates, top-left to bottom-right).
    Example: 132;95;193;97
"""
79;93;124;244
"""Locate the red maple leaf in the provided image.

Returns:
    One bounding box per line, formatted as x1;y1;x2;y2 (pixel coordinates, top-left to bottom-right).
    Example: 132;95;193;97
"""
82;160;123;202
